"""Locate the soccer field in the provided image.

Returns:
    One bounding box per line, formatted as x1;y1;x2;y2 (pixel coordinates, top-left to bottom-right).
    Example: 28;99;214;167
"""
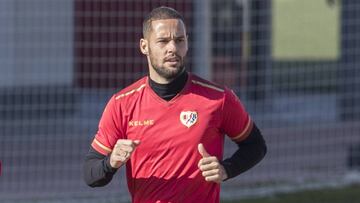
272;0;339;60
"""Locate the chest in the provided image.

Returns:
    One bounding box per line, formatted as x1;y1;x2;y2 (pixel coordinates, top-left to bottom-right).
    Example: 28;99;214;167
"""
122;94;224;156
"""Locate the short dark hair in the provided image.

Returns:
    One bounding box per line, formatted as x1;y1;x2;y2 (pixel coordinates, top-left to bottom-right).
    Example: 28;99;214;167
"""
142;6;185;38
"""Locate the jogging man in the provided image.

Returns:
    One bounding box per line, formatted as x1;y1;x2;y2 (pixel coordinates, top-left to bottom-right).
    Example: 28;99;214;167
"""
83;6;267;203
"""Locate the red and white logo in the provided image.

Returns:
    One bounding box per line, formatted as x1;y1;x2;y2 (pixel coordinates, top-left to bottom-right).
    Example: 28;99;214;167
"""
180;111;198;128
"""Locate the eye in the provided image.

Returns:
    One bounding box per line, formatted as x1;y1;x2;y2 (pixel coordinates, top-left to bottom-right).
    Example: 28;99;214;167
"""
157;39;168;43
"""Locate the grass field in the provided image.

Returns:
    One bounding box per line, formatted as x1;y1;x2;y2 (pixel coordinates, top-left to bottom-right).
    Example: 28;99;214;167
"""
271;0;340;92
222;184;360;203
272;0;339;60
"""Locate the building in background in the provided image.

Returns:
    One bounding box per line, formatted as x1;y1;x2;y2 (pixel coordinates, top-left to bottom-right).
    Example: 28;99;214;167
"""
74;1;193;89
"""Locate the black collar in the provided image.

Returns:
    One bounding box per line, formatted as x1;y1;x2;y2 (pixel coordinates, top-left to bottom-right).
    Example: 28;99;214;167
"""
149;71;188;101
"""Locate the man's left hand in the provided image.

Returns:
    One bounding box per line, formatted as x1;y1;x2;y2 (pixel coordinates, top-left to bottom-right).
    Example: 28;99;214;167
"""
198;143;228;183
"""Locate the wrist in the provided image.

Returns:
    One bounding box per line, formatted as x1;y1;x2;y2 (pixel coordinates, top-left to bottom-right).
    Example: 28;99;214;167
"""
105;155;119;172
220;161;231;181
220;164;228;181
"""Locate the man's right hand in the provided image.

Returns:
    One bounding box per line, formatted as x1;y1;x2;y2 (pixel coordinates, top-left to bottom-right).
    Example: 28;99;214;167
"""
110;139;140;168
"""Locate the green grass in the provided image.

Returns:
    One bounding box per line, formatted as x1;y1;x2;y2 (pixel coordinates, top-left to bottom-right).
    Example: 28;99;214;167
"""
222;185;360;203
270;0;341;93
272;0;340;60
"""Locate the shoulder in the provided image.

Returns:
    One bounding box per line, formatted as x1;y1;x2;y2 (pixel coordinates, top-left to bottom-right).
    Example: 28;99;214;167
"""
113;76;147;101
189;74;226;94
189;73;239;103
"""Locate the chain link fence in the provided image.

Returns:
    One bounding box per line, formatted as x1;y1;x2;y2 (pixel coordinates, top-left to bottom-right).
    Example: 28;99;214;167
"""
0;0;359;202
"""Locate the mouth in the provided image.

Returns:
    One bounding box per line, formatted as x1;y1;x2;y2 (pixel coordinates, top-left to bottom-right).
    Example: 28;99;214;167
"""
165;58;180;62
164;57;180;66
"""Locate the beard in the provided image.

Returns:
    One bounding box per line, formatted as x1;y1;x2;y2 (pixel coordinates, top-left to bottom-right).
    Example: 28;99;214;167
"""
149;50;185;80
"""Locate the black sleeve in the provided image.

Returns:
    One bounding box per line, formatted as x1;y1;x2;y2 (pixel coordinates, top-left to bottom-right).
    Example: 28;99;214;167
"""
221;123;267;180
83;146;118;187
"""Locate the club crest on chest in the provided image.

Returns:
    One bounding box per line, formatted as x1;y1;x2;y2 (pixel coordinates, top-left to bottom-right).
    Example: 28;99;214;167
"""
180;111;198;128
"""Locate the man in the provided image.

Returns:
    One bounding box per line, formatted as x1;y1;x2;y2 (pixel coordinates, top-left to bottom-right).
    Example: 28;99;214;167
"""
83;6;266;203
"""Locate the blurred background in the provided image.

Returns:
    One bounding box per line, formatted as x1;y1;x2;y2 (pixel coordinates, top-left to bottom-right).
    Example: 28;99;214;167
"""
0;0;359;202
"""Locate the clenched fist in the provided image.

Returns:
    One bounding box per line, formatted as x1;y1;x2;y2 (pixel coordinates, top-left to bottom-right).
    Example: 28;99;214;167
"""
110;139;140;168
198;143;228;183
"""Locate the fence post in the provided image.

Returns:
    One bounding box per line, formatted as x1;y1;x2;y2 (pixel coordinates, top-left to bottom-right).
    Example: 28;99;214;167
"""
340;0;360;120
193;0;212;80
247;0;272;103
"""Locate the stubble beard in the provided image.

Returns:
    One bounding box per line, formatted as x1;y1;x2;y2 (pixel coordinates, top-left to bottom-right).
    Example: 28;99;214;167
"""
149;51;185;81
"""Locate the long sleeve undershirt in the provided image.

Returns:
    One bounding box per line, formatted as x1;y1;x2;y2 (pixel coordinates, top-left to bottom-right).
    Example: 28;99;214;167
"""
83;71;267;187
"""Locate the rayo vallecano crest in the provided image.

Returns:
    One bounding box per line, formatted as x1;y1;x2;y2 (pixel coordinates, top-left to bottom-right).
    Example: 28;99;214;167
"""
180;111;198;128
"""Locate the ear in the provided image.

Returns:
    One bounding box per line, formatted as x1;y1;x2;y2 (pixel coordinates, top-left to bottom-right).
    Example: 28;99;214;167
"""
140;38;149;55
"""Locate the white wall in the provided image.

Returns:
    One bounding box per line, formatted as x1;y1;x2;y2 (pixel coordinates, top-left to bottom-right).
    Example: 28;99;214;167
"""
0;0;73;87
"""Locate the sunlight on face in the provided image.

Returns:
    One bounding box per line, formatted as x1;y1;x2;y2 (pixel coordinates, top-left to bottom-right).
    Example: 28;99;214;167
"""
146;19;188;82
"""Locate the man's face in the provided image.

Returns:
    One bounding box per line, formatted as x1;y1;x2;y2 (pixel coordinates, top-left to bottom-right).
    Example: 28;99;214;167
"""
142;19;188;82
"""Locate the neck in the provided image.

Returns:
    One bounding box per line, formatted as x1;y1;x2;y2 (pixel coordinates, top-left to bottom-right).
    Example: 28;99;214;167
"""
149;70;188;101
149;67;186;84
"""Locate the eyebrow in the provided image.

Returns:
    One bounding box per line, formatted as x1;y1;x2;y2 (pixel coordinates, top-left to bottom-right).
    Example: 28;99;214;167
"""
156;35;185;40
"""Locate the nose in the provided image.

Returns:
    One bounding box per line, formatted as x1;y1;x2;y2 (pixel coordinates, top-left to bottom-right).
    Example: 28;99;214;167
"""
166;40;177;53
